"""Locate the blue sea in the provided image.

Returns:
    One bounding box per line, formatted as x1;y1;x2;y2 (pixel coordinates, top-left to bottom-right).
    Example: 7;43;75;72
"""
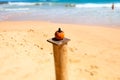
0;0;120;26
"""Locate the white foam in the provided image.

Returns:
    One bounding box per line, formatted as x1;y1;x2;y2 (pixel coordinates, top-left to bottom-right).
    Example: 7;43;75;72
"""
8;2;36;6
75;3;120;8
6;2;120;8
4;8;29;11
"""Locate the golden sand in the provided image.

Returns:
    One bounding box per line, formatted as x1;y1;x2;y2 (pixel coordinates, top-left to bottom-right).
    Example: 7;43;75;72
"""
0;21;120;80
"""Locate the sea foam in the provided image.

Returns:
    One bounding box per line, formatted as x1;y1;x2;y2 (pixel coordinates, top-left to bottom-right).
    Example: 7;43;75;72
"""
75;3;120;8
5;2;120;8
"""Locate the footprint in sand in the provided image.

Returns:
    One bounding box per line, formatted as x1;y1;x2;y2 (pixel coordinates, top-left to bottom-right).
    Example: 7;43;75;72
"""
27;29;34;32
10;37;17;42
69;58;80;63
85;69;97;76
89;71;96;76
0;34;4;40
43;34;48;37
34;44;40;48
90;65;98;69
5;42;9;46
69;47;77;52
11;37;13;39
84;65;99;76
0;38;4;40
34;44;43;50
49;52;53;55
117;77;120;80
40;47;43;50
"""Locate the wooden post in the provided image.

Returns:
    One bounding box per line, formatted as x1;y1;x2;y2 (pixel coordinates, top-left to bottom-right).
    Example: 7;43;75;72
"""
47;38;70;80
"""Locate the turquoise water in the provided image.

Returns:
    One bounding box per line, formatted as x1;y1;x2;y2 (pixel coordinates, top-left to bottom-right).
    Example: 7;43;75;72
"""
0;1;120;26
0;0;120;3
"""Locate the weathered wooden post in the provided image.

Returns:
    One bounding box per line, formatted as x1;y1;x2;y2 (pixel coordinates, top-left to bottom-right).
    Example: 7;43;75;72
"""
47;28;70;80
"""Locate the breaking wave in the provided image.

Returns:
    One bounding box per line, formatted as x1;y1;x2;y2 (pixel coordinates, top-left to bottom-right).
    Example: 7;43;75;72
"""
0;2;120;8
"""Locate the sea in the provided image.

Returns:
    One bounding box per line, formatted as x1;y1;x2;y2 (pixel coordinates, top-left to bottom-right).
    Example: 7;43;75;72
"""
0;0;120;26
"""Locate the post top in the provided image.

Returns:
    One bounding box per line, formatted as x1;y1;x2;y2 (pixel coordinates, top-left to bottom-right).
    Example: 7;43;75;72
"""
47;38;70;45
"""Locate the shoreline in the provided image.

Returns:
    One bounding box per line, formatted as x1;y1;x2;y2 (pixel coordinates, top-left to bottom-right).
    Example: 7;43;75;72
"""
0;20;120;30
1;19;120;28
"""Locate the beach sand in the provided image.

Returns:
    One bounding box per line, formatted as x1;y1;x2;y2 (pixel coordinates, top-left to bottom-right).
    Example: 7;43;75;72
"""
0;21;120;80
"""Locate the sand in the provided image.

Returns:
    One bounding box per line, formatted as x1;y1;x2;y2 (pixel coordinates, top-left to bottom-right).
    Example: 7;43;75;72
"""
0;21;120;80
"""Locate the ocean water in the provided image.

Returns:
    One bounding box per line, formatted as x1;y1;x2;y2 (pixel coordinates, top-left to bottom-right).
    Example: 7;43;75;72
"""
0;0;120;26
0;0;120;3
